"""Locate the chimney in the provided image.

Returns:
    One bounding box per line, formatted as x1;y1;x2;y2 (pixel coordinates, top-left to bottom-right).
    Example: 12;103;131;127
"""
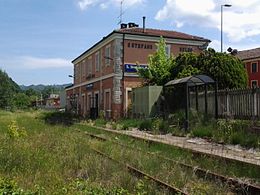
143;16;146;33
128;22;136;28
120;23;127;29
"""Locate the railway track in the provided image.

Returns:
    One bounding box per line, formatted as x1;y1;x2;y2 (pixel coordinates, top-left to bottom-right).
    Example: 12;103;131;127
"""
90;146;187;195
84;131;260;194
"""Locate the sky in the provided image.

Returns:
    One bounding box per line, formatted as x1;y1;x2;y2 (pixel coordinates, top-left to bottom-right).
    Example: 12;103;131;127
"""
0;0;260;85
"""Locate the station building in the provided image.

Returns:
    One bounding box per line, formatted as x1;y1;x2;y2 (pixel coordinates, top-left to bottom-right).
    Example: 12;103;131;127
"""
66;23;210;119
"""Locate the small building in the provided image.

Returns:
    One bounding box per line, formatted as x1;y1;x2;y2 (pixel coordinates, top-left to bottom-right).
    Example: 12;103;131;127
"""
45;94;60;109
237;47;260;88
66;23;211;119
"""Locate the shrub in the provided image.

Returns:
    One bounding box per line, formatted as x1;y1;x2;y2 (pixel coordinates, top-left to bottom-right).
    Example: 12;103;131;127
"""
7;120;27;139
117;119;142;130
151;118;169;134
0;177;36;194
94;118;107;127
191;125;213;138
139;120;152;131
159;120;169;134
42;111;78;126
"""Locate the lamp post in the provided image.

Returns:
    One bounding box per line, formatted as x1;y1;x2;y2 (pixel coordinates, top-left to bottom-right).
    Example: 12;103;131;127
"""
221;4;232;52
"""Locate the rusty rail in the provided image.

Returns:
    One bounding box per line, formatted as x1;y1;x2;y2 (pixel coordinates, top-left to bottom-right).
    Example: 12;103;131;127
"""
84;131;260;195
90;146;187;195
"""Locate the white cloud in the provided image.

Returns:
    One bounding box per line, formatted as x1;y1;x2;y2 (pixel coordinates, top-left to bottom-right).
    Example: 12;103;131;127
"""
78;0;145;10
1;56;71;69
78;0;99;10
155;0;260;42
22;56;71;69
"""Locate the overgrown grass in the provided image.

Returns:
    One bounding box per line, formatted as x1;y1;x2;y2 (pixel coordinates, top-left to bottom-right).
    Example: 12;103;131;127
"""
0;110;159;194
1;110;259;194
78;123;260;182
189;119;260;148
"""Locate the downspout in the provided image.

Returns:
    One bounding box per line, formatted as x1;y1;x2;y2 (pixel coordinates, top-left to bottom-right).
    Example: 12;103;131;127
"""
121;33;125;117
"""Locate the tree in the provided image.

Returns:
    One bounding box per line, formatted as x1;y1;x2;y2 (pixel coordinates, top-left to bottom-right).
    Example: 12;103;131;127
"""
0;69;20;109
13;93;31;109
25;88;39;97
171;52;201;79
138;37;175;85
197;48;248;89
138;38;248;89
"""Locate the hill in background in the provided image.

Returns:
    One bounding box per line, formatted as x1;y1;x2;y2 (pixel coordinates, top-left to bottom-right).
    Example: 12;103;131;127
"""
20;84;71;92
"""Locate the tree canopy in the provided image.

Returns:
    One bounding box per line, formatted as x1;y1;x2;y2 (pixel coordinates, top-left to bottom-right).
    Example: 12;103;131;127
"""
0;69;20;109
138;38;248;89
137;37;175;86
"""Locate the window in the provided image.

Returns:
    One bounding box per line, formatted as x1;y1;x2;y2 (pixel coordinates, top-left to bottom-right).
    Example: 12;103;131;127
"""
95;51;100;72
165;45;171;57
105;45;111;65
82;60;86;77
251;80;258;88
251;62;258;73
85;59;88;76
87;57;92;76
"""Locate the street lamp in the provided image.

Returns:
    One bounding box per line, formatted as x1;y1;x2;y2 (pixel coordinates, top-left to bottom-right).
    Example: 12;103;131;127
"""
221;4;232;52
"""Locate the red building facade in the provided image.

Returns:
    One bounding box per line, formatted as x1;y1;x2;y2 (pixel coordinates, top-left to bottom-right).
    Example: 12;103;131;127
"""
66;24;210;119
237;48;260;88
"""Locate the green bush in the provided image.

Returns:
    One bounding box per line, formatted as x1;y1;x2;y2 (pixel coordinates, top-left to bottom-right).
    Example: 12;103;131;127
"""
117;119;142;130
0;177;36;194
139;119;152;131
151;118;169;134
94;118;107;127
41;111;79;126
191;125;213;138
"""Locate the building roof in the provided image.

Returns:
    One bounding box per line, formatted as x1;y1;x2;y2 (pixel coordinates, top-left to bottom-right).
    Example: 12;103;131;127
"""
116;27;210;42
72;27;210;63
236;47;260;61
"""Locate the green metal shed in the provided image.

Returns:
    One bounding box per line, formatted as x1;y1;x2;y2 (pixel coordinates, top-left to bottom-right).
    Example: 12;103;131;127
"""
132;86;163;118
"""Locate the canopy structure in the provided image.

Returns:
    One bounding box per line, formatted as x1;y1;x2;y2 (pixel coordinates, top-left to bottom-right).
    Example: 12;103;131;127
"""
164;75;218;131
165;75;215;87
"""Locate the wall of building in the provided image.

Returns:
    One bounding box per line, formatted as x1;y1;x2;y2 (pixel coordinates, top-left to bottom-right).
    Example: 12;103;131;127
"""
66;32;208;119
245;60;260;88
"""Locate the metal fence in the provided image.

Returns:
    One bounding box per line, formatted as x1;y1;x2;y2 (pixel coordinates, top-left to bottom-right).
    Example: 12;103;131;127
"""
190;88;260;119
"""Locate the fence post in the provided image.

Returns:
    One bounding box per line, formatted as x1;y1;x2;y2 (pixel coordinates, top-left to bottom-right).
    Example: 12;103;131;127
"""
185;83;189;131
252;87;257;120
204;84;208;116
214;82;218;119
225;89;230;117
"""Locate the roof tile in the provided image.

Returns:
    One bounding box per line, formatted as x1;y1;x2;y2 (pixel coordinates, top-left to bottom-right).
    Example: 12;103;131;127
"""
116;27;210;42
237;47;260;60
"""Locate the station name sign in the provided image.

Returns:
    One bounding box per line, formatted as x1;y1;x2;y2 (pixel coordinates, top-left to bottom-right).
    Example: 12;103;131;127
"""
124;64;147;73
127;42;153;50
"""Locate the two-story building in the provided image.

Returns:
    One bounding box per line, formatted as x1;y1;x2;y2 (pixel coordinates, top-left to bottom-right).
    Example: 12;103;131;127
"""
237;47;260;88
66;23;210;119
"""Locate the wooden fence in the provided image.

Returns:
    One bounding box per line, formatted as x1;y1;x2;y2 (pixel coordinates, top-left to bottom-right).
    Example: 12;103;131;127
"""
190;88;260;119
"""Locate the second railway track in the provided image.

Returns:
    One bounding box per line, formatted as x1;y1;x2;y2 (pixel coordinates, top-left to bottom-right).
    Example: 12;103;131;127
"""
82;130;260;194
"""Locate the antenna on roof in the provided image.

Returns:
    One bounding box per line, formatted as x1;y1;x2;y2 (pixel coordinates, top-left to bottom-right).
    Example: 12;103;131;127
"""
117;0;124;25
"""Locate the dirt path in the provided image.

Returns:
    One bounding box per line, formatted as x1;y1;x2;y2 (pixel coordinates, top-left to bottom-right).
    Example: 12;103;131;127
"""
96;127;260;166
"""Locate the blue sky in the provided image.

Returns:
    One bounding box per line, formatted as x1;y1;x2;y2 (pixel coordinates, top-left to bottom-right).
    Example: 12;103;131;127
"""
1;0;260;85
